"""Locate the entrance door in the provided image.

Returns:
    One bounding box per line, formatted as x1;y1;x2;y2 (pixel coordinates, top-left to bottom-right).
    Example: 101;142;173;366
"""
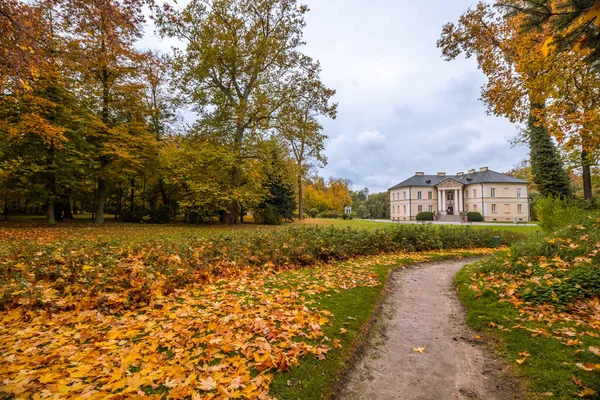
446;191;454;215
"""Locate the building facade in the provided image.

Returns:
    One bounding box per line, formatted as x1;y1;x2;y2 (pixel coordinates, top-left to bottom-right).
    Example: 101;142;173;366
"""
389;167;530;222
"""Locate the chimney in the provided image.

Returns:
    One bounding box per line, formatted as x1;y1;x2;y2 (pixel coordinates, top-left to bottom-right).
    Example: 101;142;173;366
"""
437;172;446;177
415;172;425;176
457;172;464;177
479;167;489;172
468;169;476;174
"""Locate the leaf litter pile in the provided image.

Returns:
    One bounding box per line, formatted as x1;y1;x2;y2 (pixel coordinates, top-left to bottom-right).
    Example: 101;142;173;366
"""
0;225;506;398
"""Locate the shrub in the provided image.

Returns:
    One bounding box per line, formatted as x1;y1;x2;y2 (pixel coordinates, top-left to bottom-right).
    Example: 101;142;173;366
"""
254;204;284;225
467;212;484;222
416;212;434;221
534;196;597;232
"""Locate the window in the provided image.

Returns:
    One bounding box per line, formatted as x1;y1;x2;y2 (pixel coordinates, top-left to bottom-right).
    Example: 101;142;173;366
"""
472;189;477;198
428;191;432;200
492;204;497;213
517;188;522;198
474;204;477;211
417;191;422;200
418;205;423;213
403;205;407;214
428;205;433;212
518;204;522;214
505;204;510;213
491;188;496;198
504;188;509;197
465;205;469;212
403;191;407;200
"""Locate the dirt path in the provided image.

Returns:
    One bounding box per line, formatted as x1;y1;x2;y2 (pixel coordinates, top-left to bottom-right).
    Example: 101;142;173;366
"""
337;259;516;400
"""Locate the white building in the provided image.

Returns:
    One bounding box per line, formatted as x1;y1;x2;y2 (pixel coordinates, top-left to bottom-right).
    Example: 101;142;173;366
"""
389;167;530;222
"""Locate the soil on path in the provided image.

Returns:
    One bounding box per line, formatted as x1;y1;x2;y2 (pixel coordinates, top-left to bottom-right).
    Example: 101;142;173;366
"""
337;259;517;400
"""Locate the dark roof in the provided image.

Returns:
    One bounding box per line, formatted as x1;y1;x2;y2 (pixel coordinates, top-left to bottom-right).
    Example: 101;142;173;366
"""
388;169;529;190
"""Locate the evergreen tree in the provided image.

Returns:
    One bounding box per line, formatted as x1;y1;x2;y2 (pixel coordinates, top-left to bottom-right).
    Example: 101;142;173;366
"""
529;103;573;199
255;141;295;225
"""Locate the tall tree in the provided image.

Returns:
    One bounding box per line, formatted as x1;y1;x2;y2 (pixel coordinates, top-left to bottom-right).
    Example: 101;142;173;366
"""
438;3;573;198
62;0;150;223
277;62;337;220
153;0;320;223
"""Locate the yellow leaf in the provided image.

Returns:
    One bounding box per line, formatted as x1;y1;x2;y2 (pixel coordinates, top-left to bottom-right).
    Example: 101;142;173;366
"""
413;346;426;353
38;372;60;384
578;388;597;397
516;358;526;365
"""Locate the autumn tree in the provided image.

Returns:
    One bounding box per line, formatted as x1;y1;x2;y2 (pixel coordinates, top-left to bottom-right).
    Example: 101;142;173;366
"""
438;2;573;198
500;0;600;67
277;62;337;220
153;0;324;224
62;0;155;223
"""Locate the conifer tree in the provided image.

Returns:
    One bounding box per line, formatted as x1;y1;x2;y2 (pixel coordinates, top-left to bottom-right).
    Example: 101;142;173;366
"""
529;103;573;198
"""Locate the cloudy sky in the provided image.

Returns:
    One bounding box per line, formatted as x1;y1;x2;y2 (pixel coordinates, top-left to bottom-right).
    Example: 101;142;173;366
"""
142;0;529;193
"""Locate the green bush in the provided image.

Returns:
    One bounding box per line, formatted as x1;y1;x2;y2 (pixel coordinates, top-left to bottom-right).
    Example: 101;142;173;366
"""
534;196;597;232
467;212;484;222
254;204;284;225
416;212;434;221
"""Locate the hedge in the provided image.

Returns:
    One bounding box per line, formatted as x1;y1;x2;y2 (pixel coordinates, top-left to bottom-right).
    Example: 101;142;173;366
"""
0;225;527;312
416;212;434;221
467;212;484;222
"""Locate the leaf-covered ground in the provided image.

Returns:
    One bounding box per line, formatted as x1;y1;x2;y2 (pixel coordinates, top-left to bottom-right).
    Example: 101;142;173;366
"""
456;216;600;399
1;247;501;399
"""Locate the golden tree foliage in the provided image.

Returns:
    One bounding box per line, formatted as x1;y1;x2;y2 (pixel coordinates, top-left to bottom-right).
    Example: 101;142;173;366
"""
439;2;600;198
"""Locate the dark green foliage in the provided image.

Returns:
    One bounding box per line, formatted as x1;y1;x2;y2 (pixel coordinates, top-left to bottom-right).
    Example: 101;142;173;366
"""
255;141;295;225
120;205;171;224
254;204;283;225
416;211;434;221
528;104;573;199
467;212;484;222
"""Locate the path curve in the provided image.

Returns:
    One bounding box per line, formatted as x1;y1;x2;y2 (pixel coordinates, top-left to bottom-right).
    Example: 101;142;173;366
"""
337;259;516;400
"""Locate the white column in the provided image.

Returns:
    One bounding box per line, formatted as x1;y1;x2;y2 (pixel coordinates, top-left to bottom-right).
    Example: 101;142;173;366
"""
441;190;446;214
458;189;463;212
437;190;442;212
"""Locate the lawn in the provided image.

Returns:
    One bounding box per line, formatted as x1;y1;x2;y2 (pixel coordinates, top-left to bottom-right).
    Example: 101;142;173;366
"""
0;221;514;399
455;216;600;399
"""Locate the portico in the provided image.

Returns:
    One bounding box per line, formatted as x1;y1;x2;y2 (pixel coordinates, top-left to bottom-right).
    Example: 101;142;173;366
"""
435;178;464;215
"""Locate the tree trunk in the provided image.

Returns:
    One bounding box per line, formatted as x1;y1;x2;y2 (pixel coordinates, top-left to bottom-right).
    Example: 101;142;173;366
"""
298;174;303;220
582;150;593;200
116;187;123;220
47;196;56;226
225;121;245;224
130;177;135;211
159;178;170;205
3;195;8;221
95;178;107;224
62;192;74;219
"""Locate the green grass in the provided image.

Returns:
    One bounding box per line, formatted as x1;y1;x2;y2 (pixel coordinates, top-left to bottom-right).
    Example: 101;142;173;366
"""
269;251;495;399
306;218;541;233
456;261;600;400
